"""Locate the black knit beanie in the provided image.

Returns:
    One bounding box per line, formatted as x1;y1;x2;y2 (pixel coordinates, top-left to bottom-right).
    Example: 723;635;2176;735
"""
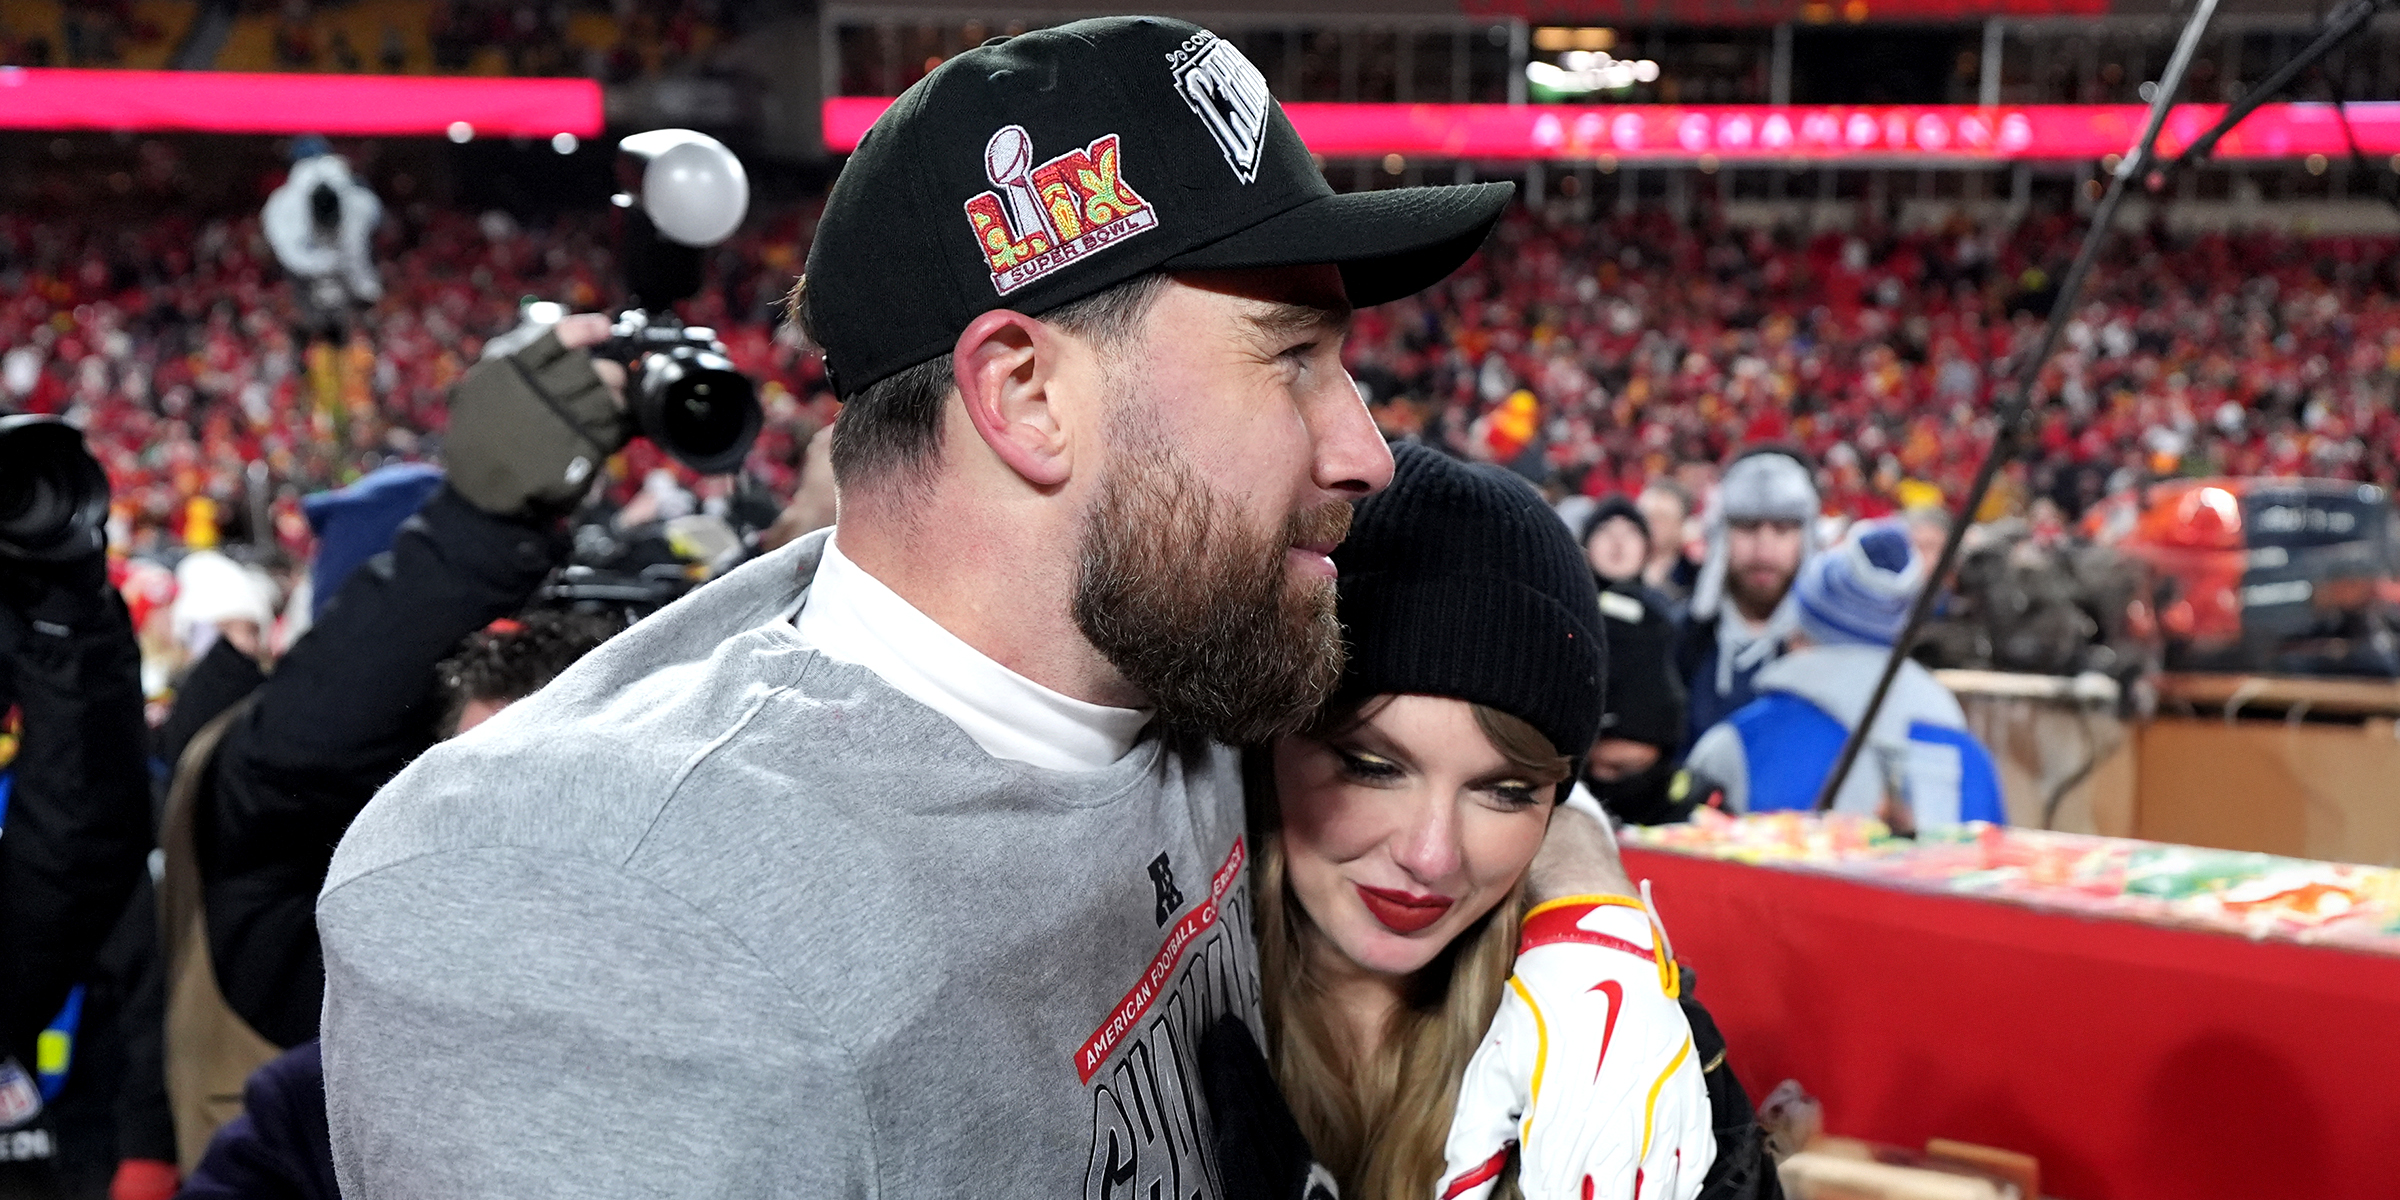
1580;495;1651;555
1330;442;1606;774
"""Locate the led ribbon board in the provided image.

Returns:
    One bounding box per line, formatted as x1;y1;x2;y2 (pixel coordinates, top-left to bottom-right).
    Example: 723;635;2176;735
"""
826;97;2400;161
0;67;603;137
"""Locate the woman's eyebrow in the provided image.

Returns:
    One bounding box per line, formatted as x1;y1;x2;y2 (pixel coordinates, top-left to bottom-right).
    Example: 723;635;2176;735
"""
1333;723;1418;773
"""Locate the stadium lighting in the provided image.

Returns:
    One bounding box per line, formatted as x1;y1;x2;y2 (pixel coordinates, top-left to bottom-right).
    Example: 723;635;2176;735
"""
447;121;474;144
553;132;580;154
1527;52;1661;96
1532;27;1616;53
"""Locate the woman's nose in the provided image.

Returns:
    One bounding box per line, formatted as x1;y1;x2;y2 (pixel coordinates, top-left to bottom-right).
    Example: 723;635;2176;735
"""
1390;793;1462;884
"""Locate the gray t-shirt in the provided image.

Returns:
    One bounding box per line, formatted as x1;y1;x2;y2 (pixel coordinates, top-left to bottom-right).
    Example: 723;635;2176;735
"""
317;529;1260;1198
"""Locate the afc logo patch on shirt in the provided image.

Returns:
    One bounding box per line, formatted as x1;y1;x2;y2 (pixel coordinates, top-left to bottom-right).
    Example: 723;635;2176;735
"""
1149;852;1184;927
1080;838;1259;1200
962;125;1158;296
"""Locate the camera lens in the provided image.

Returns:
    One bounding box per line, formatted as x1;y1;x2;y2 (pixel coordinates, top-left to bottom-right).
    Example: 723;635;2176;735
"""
0;416;110;562
632;346;761;476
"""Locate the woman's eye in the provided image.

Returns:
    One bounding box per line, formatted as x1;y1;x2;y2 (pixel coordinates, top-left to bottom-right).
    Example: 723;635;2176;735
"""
1334;749;1403;783
1484;782;1541;808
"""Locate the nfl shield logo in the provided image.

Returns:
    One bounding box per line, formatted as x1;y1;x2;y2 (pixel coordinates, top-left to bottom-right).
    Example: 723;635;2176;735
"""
0;1057;43;1129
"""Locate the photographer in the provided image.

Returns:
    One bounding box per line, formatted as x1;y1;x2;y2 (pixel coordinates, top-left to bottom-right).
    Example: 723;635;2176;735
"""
173;607;625;1200
0;419;151;1161
180;316;629;1074
261;140;383;342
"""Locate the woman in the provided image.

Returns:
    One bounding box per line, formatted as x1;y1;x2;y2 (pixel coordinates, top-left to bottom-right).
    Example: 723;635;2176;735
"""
1243;443;1711;1199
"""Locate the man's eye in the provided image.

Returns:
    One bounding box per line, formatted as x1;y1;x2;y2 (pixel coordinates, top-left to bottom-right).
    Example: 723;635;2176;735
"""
1279;340;1320;362
1334;749;1403;782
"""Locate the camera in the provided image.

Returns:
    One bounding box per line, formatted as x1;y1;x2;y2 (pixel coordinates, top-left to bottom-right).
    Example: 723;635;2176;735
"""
0;415;110;562
594;310;760;476
605;129;762;476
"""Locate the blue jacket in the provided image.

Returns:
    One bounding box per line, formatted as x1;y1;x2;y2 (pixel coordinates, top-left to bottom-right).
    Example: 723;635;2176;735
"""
1685;645;2004;828
1674;612;1782;757
179;1041;338;1200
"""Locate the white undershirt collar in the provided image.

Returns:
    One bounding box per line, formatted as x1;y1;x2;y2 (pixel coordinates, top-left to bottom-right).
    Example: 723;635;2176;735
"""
793;535;1152;772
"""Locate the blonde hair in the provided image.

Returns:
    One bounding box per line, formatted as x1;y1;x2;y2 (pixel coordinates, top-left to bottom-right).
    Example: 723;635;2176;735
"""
1249;700;1567;1198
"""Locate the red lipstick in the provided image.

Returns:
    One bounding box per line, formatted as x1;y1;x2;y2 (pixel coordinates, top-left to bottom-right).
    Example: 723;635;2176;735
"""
1356;884;1454;934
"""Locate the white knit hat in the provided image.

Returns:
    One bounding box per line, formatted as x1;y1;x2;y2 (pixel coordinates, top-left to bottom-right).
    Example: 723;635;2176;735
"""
171;550;277;656
1793;520;1925;647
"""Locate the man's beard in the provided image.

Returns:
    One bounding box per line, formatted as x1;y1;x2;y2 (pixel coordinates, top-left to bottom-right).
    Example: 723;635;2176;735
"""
1727;565;1794;621
1074;419;1351;747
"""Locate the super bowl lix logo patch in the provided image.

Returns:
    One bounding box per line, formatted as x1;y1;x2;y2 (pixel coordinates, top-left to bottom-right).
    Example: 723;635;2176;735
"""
1167;30;1271;184
963;125;1157;296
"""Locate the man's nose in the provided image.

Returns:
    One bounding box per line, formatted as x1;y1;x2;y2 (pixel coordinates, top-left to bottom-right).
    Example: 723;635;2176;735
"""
1309;372;1395;499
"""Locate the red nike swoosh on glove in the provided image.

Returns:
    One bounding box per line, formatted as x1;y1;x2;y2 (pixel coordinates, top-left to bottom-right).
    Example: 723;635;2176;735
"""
1442;1147;1511;1199
1592;979;1623;1080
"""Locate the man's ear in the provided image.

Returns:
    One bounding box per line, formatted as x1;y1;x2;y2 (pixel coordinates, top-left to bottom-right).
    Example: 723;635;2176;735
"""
954;308;1073;490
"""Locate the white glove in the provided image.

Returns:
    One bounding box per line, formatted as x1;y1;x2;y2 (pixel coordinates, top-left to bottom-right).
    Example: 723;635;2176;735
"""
1438;893;1714;1200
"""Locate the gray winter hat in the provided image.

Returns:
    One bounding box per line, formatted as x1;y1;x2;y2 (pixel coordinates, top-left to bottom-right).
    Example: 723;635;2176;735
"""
1691;450;1821;622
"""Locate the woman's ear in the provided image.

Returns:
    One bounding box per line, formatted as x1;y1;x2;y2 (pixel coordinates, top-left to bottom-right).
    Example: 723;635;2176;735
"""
954;308;1072;489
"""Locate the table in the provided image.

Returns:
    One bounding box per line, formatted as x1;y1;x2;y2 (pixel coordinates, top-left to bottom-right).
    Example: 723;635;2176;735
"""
1624;845;2400;1200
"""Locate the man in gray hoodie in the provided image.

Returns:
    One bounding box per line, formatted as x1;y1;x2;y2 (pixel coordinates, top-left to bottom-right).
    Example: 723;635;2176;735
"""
314;17;1674;1200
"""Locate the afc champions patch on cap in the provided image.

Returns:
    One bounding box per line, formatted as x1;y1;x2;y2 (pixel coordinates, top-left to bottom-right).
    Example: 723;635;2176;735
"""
1166;29;1273;184
802;15;1515;400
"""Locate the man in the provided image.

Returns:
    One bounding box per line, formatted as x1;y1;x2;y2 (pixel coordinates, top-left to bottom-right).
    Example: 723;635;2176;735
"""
177;611;628;1200
1637;478;1696;599
193;350;596;1057
318;17;1690;1200
261;137;382;344
0;421;150;1190
1685;522;2003;829
1676;449;1818;749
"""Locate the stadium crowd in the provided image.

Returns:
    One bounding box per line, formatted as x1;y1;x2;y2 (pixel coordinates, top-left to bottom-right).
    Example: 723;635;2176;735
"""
8;197;2395;589
1358;206;2400;520
0;204;827;567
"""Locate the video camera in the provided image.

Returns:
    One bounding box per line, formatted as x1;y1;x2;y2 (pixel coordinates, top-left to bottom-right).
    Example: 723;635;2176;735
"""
0;415;110;563
596;129;761;477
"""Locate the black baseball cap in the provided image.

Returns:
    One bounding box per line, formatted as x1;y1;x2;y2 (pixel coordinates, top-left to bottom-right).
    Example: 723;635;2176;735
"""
802;15;1514;398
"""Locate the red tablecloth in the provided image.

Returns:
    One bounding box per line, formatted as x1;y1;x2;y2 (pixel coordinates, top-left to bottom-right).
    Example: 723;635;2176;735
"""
1623;846;2400;1200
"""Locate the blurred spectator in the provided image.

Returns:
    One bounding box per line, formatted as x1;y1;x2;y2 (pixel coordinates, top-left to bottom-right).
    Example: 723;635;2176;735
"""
174;606;623;1200
176;1041;336;1200
1580;585;1690;825
261;144;384;342
1685;522;2003;830
1676;450;1819;751
1638;479;1696;600
1902;504;1952;580
161;321;644;1172
1578;496;1651;591
0;475;151;1190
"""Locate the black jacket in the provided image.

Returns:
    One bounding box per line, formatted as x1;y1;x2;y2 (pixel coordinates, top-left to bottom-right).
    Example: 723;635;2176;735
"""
199;487;563;1048
0;589;151;1070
